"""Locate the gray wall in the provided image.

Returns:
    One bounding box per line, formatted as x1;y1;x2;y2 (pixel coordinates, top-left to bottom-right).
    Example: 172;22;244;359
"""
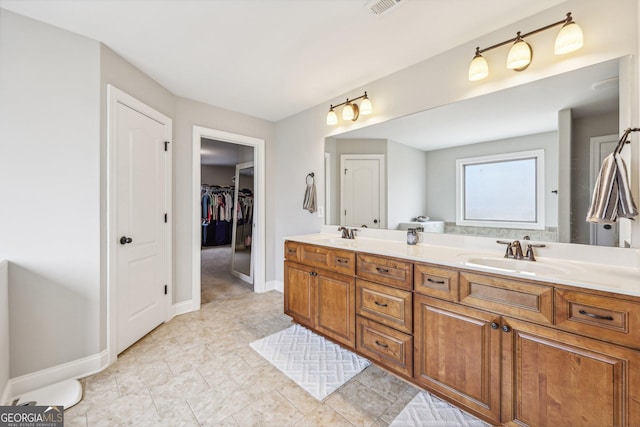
0;10;101;377
571;111;619;244
201;166;236;187
424;132;558;227
387;140;428;229
173;96;274;302
0;261;8;403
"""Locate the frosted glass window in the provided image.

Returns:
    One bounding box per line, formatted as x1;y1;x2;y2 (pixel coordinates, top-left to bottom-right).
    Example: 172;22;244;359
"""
456;150;545;230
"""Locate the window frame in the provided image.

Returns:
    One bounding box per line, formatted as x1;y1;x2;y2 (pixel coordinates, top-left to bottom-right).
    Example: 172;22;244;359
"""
455;149;545;230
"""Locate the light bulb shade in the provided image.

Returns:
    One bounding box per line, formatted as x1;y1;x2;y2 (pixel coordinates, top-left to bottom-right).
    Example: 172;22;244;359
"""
360;96;372;115
342;103;359;121
468;53;489;81
326;108;337;125
554;22;583;55
506;40;532;70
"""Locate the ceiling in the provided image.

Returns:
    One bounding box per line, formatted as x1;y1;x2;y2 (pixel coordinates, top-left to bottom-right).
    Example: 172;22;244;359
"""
334;59;620;151
0;0;567;122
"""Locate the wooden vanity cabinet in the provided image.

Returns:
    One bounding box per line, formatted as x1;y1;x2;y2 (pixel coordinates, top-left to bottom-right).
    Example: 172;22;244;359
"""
414;294;502;423
285;240;640;426
501;317;640;427
284;242;356;348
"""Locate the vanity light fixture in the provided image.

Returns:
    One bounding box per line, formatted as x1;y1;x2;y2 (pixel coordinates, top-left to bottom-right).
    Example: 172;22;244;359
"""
468;12;583;82
326;92;372;125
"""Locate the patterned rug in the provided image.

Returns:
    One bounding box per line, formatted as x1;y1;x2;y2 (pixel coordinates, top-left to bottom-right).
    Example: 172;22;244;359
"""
249;324;370;401
390;391;490;427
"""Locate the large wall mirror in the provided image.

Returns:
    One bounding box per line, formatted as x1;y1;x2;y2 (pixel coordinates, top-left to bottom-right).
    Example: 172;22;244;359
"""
325;57;633;247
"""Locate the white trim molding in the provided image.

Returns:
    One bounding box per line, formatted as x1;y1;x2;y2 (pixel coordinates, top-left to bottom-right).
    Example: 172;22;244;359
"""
192;126;267;304
9;350;109;400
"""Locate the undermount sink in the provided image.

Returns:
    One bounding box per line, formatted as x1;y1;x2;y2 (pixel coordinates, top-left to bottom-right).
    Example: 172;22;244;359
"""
464;256;569;276
305;235;357;247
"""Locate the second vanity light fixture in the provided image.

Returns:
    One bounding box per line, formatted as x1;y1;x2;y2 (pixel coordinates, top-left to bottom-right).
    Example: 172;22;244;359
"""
468;12;583;82
326;92;373;125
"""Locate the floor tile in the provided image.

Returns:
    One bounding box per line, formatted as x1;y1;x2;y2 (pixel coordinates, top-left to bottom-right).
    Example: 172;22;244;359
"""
232;391;305;426
326;379;393;426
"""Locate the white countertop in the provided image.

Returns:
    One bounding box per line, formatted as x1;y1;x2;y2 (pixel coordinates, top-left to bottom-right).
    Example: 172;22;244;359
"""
285;232;640;298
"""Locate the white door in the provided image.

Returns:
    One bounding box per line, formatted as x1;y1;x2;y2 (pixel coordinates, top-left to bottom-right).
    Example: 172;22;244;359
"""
341;155;384;228
116;101;169;354
590;135;619;247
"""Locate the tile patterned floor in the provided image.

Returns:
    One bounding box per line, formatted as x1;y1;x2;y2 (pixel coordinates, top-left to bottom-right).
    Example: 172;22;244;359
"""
65;285;421;426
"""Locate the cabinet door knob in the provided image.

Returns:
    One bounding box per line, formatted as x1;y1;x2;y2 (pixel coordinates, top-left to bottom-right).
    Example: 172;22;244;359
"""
490;322;499;329
502;325;511;333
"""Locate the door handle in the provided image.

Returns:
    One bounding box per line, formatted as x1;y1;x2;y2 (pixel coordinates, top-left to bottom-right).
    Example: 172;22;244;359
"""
120;236;133;245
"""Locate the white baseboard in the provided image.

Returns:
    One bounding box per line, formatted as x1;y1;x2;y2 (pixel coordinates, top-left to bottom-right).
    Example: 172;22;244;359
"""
1;379;11;405
9;350;109;399
270;280;283;293
172;300;198;317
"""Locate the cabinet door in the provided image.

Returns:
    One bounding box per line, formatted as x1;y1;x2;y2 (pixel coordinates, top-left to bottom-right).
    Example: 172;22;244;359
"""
316;269;356;348
414;294;501;423
502;317;640;427
284;261;315;328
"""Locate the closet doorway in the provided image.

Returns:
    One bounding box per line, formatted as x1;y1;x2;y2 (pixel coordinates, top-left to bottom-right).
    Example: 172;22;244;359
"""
200;139;254;303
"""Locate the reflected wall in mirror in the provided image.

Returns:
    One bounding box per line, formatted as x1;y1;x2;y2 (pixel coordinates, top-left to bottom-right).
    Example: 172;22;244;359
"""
325;58;626;247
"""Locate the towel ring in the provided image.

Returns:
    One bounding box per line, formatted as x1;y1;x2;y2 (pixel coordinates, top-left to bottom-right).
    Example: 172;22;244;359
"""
306;172;315;185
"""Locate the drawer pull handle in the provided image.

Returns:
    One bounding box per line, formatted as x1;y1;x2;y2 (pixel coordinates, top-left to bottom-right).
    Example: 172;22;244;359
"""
579;309;614;321
375;340;388;348
376;267;390;273
337;259;348;264
427;278;445;284
288;249;296;253
374;301;388;307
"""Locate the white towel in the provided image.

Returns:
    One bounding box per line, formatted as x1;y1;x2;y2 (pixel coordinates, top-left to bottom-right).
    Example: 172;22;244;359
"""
586;151;638;223
303;182;317;213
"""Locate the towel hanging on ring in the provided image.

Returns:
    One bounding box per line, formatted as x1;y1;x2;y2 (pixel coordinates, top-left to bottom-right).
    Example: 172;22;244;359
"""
303;173;317;213
586;128;638;223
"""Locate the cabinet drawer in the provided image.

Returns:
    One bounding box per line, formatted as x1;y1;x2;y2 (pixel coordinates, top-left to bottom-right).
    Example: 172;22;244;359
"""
459;272;553;325
556;289;640;349
357;253;413;290
285;241;355;275
356;279;412;334
414;263;459;301
284;241;300;262
356;316;413;377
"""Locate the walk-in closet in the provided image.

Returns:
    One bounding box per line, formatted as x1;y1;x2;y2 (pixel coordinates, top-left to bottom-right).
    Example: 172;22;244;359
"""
200;137;255;303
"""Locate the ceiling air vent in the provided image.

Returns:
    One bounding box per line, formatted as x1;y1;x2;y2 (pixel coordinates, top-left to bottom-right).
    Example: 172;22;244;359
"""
366;0;405;16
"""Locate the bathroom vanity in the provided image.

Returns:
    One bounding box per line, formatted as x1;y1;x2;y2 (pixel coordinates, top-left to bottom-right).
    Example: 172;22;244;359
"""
283;233;640;427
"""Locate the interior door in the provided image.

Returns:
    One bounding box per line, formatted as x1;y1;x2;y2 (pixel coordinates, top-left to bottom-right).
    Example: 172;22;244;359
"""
341;155;383;228
231;161;254;284
590;135;619;246
116;102;168;354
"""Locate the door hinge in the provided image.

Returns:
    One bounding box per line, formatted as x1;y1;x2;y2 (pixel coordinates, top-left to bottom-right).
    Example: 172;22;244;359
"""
164;213;168;223
164;141;170;152
164;284;168;295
